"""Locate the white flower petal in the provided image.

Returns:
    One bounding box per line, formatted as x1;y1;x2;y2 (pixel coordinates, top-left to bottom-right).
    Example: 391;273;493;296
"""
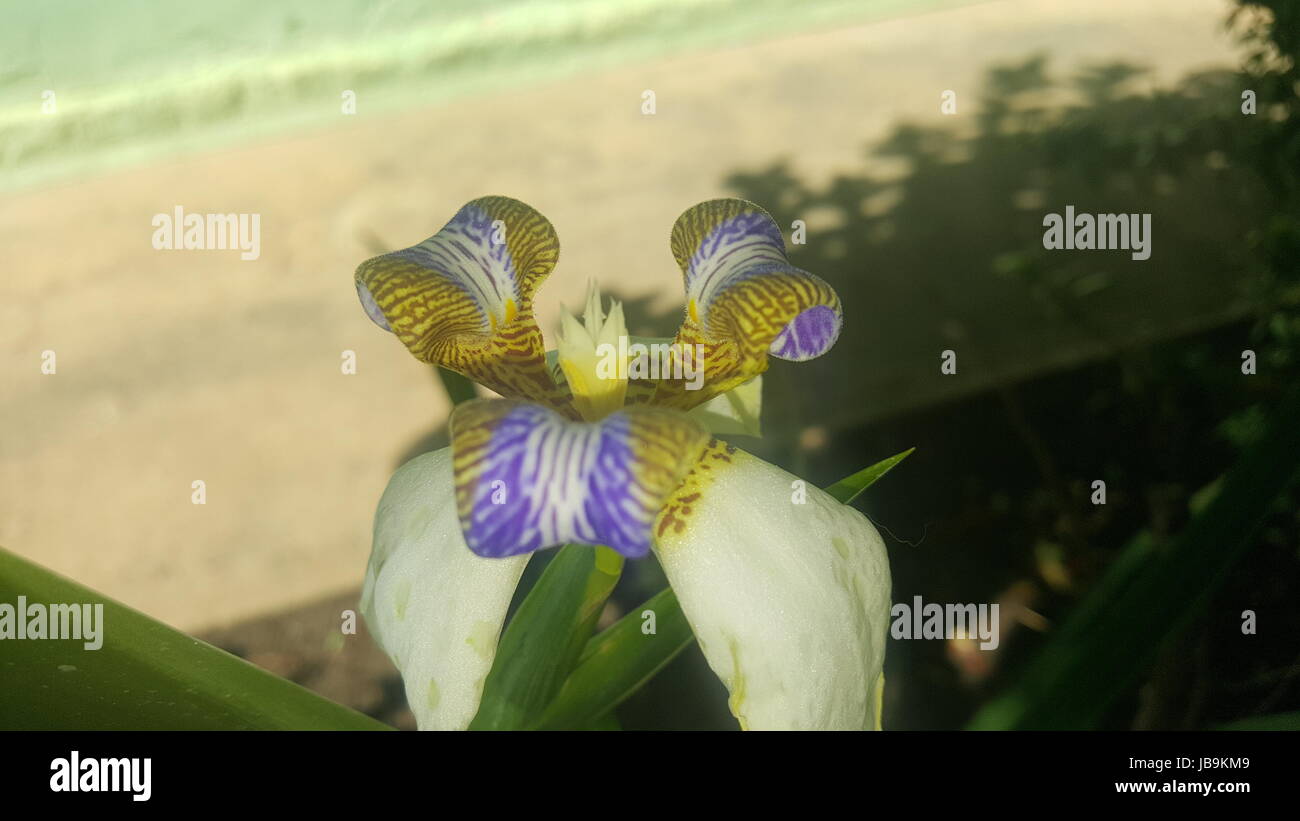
654;442;891;730
361;448;528;730
687;375;763;437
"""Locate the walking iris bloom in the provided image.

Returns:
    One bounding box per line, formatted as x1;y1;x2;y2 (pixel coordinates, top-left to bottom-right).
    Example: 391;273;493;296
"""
355;196;891;730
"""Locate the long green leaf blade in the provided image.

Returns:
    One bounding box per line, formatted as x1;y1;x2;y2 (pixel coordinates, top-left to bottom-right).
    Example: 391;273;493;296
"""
1216;712;1300;731
469;543;623;730
826;447;915;505
0;547;389;730
534;586;693;729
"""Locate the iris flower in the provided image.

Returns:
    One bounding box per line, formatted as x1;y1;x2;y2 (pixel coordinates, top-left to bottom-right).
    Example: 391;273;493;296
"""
354;196;891;730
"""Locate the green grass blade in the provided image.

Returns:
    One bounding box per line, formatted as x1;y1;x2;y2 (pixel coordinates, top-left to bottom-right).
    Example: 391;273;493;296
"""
826;448;915;504
0;547;390;730
469;544;623;730
534;586;693;729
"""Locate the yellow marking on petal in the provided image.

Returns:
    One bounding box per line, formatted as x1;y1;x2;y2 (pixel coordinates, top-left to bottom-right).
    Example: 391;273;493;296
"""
393;578;411;622
873;672;886;731
832;536;850;560
688;298;699;325
653;438;737;553
504;298;518;324
466;620;497;662
726;636;749;729
427;679;441;713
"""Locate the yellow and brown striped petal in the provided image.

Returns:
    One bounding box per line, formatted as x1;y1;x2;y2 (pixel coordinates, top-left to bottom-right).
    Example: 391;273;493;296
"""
355;196;574;414
648;198;843;410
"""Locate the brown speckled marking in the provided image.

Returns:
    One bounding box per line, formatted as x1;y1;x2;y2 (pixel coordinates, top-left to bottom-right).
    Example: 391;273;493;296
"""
655;439;736;544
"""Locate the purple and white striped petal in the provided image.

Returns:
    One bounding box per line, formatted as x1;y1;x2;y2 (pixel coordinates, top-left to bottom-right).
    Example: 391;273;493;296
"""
450;399;710;559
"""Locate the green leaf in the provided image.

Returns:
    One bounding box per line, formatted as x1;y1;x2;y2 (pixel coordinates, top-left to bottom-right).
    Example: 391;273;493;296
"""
0;547;390;730
968;384;1300;730
688;376;763;437
437;366;478;406
534;447;916;728
535;586;693;729
1215;712;1300;731
469;544;623;730
826;447;915;505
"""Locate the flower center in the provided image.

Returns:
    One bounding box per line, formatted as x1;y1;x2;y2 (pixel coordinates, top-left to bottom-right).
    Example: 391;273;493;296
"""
557;284;629;422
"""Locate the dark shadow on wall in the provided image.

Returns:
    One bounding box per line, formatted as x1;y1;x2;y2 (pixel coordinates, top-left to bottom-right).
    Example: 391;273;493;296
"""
715;43;1300;729
737;55;1271;444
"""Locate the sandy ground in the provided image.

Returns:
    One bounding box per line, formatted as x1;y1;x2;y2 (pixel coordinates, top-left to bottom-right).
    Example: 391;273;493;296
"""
1;0;1243;632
